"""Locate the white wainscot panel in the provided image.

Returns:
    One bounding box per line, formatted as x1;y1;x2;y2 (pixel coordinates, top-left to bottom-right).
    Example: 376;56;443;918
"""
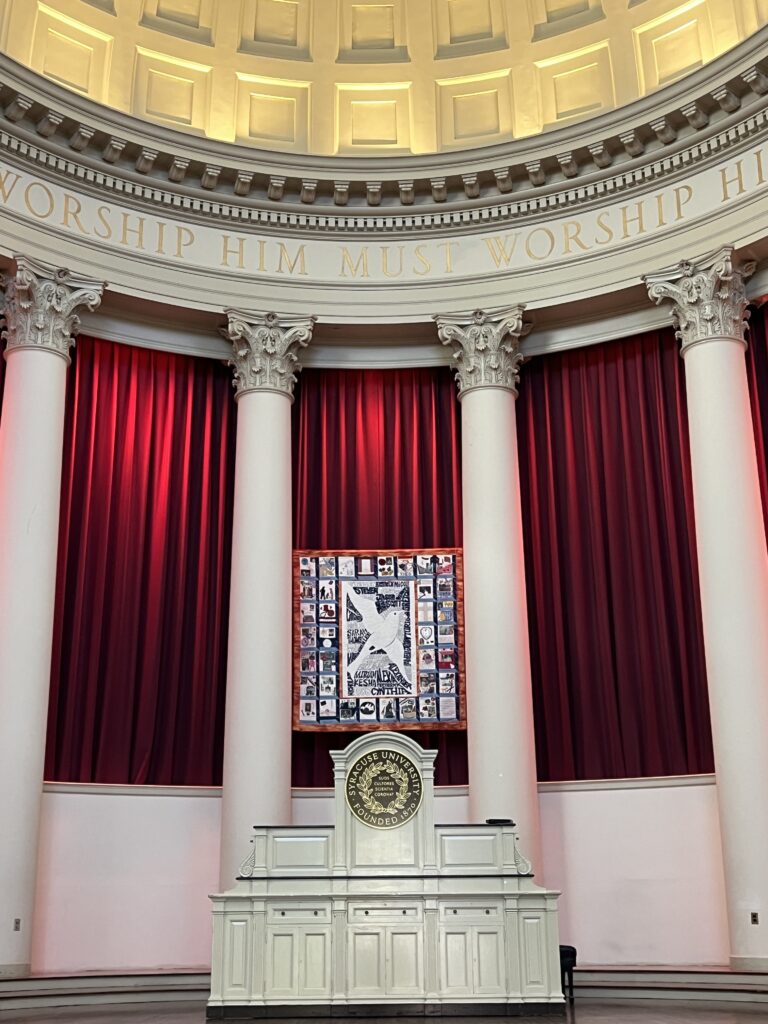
519;914;546;994
268;832;332;871
441;929;471;994
388;928;423;994
438;830;500;869
265;929;297;997
349;928;385;995
224;918;251;996
300;929;331;996
475;927;505;993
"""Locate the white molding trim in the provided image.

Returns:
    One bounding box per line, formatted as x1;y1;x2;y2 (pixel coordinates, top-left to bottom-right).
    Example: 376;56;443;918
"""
41;776;715;798
539;773;716;793
73;267;768;368
0;35;767;325
0;30;766;218
42;782;223;798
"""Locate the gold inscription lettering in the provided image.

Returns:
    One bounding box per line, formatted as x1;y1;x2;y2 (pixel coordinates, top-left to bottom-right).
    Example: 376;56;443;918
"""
61;193;89;235
620;201;645;239
175;226;195;258
340;246;370;278
438;241;457;273
24;181;55;219
120;213;146;250
0;170;21;204
655;194;667;228
155;221;167;255
94;205;113;240
674;184;693;221
562;220;589;254
381;245;404;278
524;227;556;261
484;235;518;268
413;244;431;276
276;243;307;276
720;160;746;202
221;234;246;269
594;210;614;245
755;149;766;187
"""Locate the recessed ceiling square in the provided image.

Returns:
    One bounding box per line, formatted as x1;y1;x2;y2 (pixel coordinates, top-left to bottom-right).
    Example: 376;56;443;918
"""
255;0;299;45
351;99;398;143
156;0;202;27
42;29;93;93
447;0;493;43
146;67;195;124
249;92;297;141
351;5;395;49
652;19;703;84
452;89;499;138
553;61;601;118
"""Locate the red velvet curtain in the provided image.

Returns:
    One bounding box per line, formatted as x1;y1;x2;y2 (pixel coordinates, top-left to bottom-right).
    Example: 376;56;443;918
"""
747;304;768;540
292;367;467;785
517;329;713;780
46;336;235;784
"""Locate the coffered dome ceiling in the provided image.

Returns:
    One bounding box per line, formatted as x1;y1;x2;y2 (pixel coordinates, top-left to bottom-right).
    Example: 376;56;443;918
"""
0;0;764;156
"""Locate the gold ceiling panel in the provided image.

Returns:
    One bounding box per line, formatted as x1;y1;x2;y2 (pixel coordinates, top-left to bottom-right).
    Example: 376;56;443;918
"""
0;0;763;155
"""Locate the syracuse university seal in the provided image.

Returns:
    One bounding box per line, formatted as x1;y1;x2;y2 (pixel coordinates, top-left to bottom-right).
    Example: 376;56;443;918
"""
345;747;423;829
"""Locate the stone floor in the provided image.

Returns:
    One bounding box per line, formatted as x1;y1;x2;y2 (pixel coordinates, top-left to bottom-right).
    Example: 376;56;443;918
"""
3;1002;768;1024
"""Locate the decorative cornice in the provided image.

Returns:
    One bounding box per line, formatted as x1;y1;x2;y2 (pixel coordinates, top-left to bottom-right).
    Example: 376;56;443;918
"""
0;33;766;229
644;246;756;353
435;307;530;397
0;255;104;362
223;310;316;400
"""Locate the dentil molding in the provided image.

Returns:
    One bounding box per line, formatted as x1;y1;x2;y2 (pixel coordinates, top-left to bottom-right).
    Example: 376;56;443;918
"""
0;30;766;228
0;255;104;361
0;36;767;323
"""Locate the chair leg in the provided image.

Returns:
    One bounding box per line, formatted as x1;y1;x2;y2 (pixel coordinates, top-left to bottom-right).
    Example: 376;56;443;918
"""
567;967;574;1003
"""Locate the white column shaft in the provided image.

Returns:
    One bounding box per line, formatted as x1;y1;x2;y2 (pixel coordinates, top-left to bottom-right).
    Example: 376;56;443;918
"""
683;336;768;969
461;387;542;872
219;392;294;887
0;349;68;976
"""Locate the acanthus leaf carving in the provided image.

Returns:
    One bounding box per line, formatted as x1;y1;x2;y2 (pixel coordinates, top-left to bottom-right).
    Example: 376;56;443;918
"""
644;246;756;353
434;306;530;397
223;310;317;400
1;256;105;362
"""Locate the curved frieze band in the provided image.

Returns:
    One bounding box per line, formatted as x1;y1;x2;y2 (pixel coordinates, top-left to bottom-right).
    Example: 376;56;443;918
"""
0;38;767;321
0;33;767;221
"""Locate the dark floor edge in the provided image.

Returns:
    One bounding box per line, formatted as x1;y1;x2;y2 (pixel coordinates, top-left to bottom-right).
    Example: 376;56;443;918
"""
206;1003;565;1019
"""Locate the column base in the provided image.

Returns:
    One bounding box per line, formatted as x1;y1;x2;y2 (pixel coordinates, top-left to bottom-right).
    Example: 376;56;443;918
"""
0;962;30;978
729;955;768;972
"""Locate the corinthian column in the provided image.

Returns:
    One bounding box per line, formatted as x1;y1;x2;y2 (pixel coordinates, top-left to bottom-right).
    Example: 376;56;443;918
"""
0;257;104;977
645;247;768;970
435;308;542;874
219;310;316;887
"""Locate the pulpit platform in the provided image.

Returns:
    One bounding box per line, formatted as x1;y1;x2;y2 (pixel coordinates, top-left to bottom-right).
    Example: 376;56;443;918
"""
207;734;564;1017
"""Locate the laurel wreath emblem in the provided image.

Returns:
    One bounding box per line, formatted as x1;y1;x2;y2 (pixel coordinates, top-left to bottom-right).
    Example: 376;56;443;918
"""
357;761;410;814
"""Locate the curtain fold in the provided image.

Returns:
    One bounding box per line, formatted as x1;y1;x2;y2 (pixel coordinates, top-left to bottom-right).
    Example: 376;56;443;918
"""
46;336;235;784
292;367;466;785
517;329;713;780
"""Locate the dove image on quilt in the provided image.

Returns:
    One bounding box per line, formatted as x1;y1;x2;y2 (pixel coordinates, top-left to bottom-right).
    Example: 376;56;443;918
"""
342;579;416;697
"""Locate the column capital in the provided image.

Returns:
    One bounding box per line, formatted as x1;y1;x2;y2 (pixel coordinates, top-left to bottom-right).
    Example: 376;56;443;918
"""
222;310;317;401
643;246;756;354
434;306;530;397
1;256;105;364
